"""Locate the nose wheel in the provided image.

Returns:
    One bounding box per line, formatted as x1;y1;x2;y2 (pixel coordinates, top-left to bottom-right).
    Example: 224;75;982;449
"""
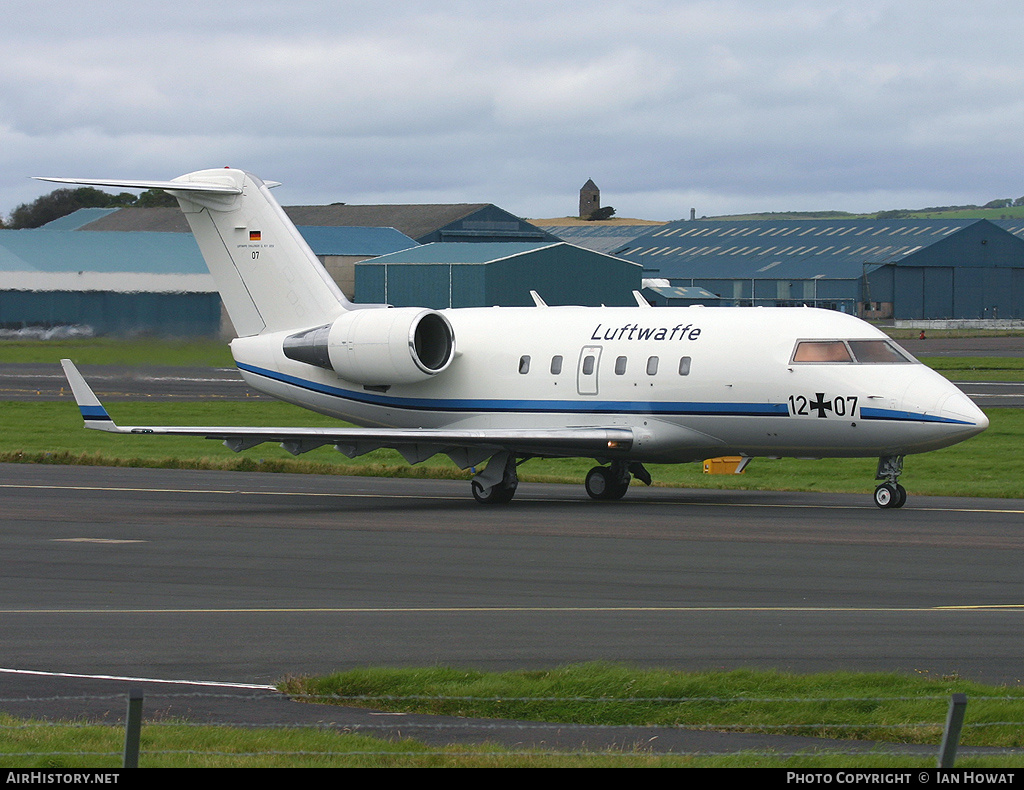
874;455;906;509
873;482;907;509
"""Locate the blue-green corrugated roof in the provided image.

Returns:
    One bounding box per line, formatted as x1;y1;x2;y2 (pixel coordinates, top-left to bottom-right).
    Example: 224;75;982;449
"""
0;225;419;275
615;218;1014;280
295;225;416;256
39;208;120;230
0;229;206;273
538;224;658;254
366;242;555;265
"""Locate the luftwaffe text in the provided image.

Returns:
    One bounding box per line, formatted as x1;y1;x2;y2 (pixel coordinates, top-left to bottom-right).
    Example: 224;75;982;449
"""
590;323;702;342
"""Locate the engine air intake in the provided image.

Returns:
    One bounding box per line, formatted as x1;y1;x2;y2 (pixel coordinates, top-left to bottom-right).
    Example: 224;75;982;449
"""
283;308;455;385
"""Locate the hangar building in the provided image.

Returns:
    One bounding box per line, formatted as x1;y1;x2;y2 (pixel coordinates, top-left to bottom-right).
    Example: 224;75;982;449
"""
80;202;557;244
355;242;642;309
614;218;1024;320
1;205;612;336
0;215;416;337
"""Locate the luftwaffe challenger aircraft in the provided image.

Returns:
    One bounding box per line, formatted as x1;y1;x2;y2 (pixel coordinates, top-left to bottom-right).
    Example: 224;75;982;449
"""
41;169;988;508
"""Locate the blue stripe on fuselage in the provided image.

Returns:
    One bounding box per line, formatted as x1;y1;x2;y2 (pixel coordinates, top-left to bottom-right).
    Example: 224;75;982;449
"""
859;407;976;426
237;363;978;425
236;362;788;417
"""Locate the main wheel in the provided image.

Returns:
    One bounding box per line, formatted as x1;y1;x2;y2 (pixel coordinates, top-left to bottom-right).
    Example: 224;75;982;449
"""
874;483;903;509
471;480;517;505
585;466;629;500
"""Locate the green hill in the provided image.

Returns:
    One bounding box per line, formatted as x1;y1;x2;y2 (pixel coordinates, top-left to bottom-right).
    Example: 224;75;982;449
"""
707;201;1024;222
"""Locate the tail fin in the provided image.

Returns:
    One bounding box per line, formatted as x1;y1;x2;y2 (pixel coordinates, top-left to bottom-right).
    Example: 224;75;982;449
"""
36;169;350;336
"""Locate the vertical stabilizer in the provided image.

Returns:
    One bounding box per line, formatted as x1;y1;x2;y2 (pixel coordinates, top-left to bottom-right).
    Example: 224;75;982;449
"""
36;169;352;336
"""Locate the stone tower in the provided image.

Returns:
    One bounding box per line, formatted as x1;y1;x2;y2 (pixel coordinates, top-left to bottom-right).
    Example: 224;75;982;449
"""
579;179;600;218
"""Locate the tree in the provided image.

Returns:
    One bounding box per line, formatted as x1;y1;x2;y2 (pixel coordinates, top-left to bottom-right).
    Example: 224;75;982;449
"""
134;188;179;208
586;206;616;221
5;186;169;229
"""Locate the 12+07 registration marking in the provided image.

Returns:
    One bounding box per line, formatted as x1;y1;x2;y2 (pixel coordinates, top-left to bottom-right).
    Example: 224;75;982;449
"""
789;393;859;419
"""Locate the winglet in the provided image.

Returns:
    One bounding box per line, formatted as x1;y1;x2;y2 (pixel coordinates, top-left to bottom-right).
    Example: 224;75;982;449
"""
60;359;118;431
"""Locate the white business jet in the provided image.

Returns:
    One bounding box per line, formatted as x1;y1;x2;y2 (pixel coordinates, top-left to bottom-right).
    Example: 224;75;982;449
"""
41;169;988;508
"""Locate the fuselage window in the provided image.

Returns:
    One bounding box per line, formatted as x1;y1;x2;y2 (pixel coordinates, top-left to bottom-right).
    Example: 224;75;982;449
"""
582;355;595;376
678;356;691;376
550;355;563;375
791;341;853;363
615;356;627;375
519;355;531;374
646;356;659;375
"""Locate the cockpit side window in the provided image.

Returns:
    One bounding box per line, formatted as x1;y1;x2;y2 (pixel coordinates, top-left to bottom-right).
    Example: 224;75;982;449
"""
791;339;915;364
848;340;914;363
791;341;853;363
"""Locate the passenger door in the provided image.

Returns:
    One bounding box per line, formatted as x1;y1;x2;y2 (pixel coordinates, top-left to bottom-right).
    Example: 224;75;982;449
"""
577;346;602;395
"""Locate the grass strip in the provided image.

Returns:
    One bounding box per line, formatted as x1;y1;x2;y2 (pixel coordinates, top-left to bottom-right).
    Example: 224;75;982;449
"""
1;401;1019;499
7;714;1022;768
279;663;1024;749
921;356;1024;381
1;338;234;367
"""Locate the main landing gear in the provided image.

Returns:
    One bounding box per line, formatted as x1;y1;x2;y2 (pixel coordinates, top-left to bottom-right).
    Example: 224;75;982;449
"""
470;451;519;505
470;454;654;504
873;455;907;509
585;461;652;501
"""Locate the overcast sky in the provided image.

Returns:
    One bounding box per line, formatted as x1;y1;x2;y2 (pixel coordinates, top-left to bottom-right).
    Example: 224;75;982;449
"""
3;0;1023;221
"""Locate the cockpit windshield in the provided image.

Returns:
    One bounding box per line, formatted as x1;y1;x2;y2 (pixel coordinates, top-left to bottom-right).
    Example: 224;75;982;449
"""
791;339;915;364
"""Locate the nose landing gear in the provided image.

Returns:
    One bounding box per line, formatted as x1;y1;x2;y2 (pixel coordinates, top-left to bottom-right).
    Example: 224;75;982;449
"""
874;455;907;509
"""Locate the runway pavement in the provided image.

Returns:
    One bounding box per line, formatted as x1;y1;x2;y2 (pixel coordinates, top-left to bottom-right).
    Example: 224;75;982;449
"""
5;463;1024;755
4;463;1024;684
0;363;270;401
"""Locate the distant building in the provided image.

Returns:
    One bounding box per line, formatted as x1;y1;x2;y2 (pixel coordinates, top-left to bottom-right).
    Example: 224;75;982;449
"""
0;212;416;337
614;218;1024;319
579;179;600;219
538;223;661;254
640;284;722;307
0;227;222;336
356;242;641;309
79;203;556;245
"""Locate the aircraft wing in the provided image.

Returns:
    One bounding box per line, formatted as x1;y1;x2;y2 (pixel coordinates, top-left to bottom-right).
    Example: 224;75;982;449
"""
60;360;633;467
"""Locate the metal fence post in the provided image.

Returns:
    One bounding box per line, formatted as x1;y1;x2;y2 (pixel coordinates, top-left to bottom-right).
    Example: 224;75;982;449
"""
937;693;967;769
123;688;143;768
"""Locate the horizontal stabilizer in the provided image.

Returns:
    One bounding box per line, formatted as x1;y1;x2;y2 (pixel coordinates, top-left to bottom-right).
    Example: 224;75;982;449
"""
34;176;243;194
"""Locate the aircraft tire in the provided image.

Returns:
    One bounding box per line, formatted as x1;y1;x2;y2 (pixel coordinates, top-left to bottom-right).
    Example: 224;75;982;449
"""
873;483;906;509
585;466;629;501
471;480;516;505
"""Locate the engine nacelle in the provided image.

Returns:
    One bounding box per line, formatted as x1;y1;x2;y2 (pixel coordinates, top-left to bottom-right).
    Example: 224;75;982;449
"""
283;308;455;386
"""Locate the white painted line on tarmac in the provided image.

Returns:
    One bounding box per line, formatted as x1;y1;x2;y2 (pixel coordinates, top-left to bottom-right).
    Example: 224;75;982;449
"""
0;666;276;690
3;481;1024;512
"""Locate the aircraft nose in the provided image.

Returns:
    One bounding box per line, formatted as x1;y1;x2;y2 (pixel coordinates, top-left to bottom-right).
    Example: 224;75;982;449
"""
938;387;989;434
899;371;989;442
